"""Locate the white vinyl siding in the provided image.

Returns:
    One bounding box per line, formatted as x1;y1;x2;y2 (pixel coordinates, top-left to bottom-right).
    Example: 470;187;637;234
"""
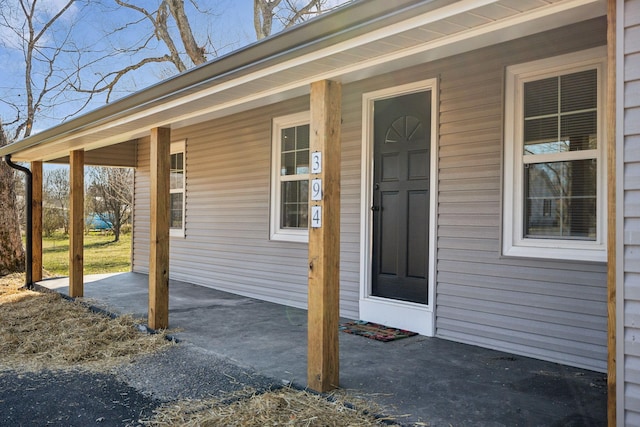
622;0;640;423
132;97;362;318
432;19;608;372
130;19;608;370
132;136;150;274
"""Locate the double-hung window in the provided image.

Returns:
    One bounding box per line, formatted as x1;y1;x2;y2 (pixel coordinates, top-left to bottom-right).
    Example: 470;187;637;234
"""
170;140;186;237
270;112;310;242
503;48;606;262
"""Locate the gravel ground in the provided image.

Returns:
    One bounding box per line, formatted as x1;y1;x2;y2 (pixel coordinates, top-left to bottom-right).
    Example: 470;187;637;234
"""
113;344;283;401
0;344;283;427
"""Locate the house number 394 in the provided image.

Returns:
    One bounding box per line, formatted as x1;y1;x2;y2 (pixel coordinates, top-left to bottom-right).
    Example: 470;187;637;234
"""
310;152;322;228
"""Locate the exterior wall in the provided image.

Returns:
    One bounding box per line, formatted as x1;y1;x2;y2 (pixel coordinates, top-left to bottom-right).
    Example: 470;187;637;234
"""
623;0;640;424
132;19;608;371
356;19;607;372
133;98;362;318
132;136;150;274
432;20;608;372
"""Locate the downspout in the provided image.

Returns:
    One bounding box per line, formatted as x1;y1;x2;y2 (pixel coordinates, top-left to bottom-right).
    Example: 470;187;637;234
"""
3;155;33;290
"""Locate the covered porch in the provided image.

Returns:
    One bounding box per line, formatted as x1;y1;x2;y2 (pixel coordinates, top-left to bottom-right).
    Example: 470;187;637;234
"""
39;272;607;426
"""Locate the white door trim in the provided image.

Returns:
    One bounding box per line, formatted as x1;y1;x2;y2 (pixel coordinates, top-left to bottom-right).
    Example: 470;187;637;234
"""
359;79;438;336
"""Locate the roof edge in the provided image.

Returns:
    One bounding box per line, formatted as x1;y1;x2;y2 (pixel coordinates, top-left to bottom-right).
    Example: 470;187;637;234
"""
0;0;431;158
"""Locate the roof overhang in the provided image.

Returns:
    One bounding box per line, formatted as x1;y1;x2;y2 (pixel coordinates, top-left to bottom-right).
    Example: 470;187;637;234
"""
0;0;606;163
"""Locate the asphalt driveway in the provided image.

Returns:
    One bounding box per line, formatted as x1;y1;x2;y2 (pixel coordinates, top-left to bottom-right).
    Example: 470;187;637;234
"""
0;344;282;427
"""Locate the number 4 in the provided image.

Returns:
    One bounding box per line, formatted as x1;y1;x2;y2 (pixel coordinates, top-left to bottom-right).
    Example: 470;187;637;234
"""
311;206;322;228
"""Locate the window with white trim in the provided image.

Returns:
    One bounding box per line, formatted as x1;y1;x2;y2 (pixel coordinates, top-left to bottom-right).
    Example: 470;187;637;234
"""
170;140;186;237
502;48;606;262
270;112;310;242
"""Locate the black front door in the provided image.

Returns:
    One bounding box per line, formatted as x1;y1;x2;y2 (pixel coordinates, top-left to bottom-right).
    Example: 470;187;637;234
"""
372;91;431;304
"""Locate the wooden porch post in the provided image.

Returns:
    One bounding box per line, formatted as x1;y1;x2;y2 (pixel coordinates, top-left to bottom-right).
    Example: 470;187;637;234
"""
31;161;43;282
606;0;616;424
149;127;171;330
69;150;84;297
307;79;341;392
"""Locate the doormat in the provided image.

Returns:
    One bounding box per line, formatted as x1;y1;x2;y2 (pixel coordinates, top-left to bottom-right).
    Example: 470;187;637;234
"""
339;321;418;342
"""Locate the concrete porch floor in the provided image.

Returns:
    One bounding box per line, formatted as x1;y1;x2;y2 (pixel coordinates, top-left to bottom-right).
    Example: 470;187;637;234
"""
40;272;607;426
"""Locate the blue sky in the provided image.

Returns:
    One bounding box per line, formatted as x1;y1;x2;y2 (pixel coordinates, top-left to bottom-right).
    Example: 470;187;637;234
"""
0;1;347;138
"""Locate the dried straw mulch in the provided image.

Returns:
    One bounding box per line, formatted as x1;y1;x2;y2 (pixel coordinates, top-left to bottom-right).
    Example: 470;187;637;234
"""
142;387;400;427
1;274;405;426
0;273;172;372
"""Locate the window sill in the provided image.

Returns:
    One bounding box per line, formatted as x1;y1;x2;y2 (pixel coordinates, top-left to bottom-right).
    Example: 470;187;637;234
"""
170;229;185;238
502;242;606;263
270;230;308;243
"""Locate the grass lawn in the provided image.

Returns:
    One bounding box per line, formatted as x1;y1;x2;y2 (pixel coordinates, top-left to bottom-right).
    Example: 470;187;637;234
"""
43;232;132;276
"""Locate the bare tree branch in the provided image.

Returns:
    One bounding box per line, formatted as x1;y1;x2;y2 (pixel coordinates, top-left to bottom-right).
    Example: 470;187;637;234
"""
115;0;209;73
167;0;206;66
70;55;173;103
254;0;331;40
6;0;84;139
281;0;323;29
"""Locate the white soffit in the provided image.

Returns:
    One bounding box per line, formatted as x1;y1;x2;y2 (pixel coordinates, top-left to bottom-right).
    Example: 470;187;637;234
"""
169;0;605;128
15;0;605;161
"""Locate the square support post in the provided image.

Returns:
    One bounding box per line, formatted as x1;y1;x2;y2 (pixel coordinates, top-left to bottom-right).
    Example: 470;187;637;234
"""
307;80;341;392
31;161;43;282
149;127;171;330
69;151;84;297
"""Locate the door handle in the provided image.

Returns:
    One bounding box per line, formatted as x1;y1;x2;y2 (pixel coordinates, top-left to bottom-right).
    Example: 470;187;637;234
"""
371;206;380;212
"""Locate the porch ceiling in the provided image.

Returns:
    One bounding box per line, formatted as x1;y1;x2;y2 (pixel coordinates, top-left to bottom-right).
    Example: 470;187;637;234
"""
2;0;605;163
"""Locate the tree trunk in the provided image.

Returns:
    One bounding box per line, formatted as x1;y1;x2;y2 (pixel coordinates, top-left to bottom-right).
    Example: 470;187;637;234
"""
0;129;26;275
113;220;121;243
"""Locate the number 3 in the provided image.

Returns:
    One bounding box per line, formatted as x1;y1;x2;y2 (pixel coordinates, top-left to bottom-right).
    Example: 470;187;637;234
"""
311;152;322;174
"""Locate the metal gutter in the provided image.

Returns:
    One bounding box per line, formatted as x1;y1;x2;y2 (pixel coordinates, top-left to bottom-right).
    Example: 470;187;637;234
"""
0;0;432;159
